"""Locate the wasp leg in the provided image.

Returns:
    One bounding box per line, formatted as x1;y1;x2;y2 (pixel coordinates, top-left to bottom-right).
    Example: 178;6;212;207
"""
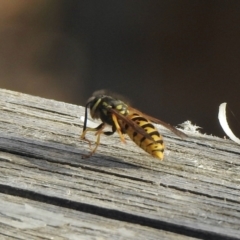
81;123;106;158
111;114;126;143
103;130;115;136
80;123;105;140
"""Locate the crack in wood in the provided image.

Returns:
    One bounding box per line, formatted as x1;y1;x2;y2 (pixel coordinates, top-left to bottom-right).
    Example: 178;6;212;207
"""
0;184;237;240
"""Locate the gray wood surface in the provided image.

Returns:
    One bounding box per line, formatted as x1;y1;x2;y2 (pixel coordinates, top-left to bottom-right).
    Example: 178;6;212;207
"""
0;89;239;240
1;193;195;240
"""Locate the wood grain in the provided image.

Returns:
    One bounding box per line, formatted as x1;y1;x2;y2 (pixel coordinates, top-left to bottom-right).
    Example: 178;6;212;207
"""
0;89;239;240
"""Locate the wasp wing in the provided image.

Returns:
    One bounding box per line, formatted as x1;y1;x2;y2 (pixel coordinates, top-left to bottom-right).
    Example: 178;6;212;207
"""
108;108;155;141
128;106;187;139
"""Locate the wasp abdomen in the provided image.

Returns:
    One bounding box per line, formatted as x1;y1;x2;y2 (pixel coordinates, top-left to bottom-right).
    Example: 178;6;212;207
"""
124;114;164;160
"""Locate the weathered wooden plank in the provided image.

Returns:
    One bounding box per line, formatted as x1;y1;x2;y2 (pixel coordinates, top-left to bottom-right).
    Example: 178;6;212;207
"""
0;89;240;239
1;193;197;240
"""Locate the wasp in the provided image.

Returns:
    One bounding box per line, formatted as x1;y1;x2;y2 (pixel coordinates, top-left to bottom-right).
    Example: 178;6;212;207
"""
80;90;187;159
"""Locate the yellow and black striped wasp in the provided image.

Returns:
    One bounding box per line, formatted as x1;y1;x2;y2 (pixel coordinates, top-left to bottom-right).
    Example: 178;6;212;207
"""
80;90;187;159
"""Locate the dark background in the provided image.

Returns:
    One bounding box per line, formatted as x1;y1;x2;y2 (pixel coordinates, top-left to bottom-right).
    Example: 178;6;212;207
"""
0;0;239;137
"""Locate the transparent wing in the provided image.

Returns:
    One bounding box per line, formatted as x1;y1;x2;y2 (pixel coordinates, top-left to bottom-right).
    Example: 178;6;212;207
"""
108;108;154;141
128;106;187;139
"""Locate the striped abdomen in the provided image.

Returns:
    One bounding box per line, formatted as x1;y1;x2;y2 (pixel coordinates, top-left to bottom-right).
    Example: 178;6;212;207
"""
123;113;164;160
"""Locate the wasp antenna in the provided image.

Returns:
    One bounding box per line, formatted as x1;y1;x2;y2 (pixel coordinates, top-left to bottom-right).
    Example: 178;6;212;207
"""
83;101;92;131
